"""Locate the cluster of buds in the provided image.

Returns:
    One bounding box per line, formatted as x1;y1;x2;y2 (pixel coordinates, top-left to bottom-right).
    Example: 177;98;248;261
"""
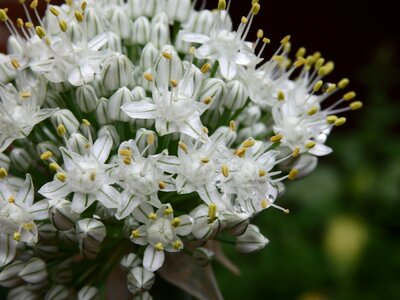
0;0;361;298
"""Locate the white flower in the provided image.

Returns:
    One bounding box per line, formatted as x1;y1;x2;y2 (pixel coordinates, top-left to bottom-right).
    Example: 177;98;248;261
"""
38;132;120;213
130;203;193;272
0;175;49;267
122;48;209;142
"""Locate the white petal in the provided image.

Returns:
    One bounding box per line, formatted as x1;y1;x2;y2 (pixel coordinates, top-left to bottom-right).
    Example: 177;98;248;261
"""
96;185;120;209
0;233;17;267
180;32;210;43
116;191;141;220
38;180;71;200
219;56;237;80
181;118;210;142
195;44;216;59
92;132;112;163
71;193;96;213
15;174;34;207
308;143;332;156
197;184;220;205
132;202;154;224
29;200;49;220
122;100;157;119
88;33;108;50
175;215;193;236
0;135;15;153
143;245;165;272
156;155;180;174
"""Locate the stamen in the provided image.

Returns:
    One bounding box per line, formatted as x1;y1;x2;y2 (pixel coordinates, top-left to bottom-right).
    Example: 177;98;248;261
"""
164;206;173;215
305;141;316;149
171;217;181;227
0;168;8;178
159;181;166;189
343;91;356;101
259;169;266;177
173;240;182;250
161;51;172;60
201;157;210;164
40;151;53;160
208;203;217;220
288;169;298;180
131;229;140;238
270;134;283;143
350;101;363;110
218;0;226;10
155;242;164;251
200;63;211;73
338;78;350;89
243;139;255;148
334;117;346;126
221;164;229;177
292;147;300;157
229;120;236;131
148;213;157;220
8;196;15;203
56;172;67;182
49;162;60;171
13;232;21;241
144;73;153;81
56;124;66;137
178;141;188;153
203;96;212;105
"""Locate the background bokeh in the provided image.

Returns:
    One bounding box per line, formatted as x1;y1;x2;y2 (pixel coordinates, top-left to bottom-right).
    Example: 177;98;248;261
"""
1;1;399;299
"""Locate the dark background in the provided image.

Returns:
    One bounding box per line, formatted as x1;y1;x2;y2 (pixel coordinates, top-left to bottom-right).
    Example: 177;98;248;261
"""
1;0;399;299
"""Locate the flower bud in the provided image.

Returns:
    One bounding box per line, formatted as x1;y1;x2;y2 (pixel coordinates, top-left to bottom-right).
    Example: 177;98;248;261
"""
45;285;69;300
37;142;61;161
76;84;99;113
223;80;248;111
52;262;73;284
76;219;106;259
0;260;24;287
46;90;67;109
151;12;169;26
0;54;16;83
237;105;261;126
7;285;37;299
68;133;90;156
213;126;237;147
193;247;214;267
38;223;58;241
150;22;170;48
67;21;83;44
102;32;123;52
222;212;250;236
0;152;10;171
135;129;158;155
7;35;23;55
131;86;147;100
35;243;59;258
85;8;105;39
199;78;226;110
18;258;47;284
99;125;120;150
109;8;131;39
10;148;33;172
101;54;135;92
140;42;159;72
187;10;214;34
128;0;161;19
120;253;142;270
90;75;110;98
51;109;80;137
108;87;134;122
50;199;80;231
127;267;155;296
166;0;191;22
58;229;77;245
78;286;99;300
235;224;269;254
96;98;111;126
130;119;155;132
238;123;268;141
131;17;151;45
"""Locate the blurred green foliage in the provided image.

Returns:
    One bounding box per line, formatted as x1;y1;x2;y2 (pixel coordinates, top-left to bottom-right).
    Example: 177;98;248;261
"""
215;42;400;300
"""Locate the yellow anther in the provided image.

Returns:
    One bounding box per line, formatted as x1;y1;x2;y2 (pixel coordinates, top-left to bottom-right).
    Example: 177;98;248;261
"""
284;209;290;214
148;213;157;220
159;181;166;190
19;0;26;4
178;141;188;153
288;169;298;180
343;91;356;101
270;134;283;143
56;124;66;137
19;91;32;98
66;0;73;6
312;51;321;62
123;156;132;165
50;7;60;16
294;57;306;68
89;173;96;181
170;79;178;87
17;18;24;28
173;240;182;250
258;169;266;177
203;96;212;105
241;16;248;24
324;61;335;73
189;46;196;55
338;78;350;89
35;26;47;39
251;3;261;15
56;173;67;182
326;115;338;124
208;203;217;220
334;117;347;126
164;206;174;215
243;139;256;148
313;80;323;92
315;58;325;70
155;242;164;251
30;0;38;9
235;148;246;158
221;164;229;178
325;83;337;94
305;56;314;68
261;199;268;209
307;106;318;116
200;63;211;73
257;29;264;38
202;127;209;134
280;35;291;45
11;59;20;70
45;38;51;46
201;157;210;164
119;149;132;156
82;119;91;126
59;20;68;32
131;229;140;238
0;9;8;22
296;47;306;58
305;141;316;149
272;55;284;63
13;232;21;241
25;22;33;28
252;0;260;4
292;147;300;158
40;151;53;160
262;37;271;44
23;223;33;231
218;0;226;10
147;132;155;145
161;51;172;60
283;41;291;53
74;10;84;22
350;101;363;110
229;120;236;131
277;90;285;101
0;168;8;178
49;162;60;171
318;66;329;77
144;73;153;81
8;196;15;203
81;1;87;11
171;217;181;228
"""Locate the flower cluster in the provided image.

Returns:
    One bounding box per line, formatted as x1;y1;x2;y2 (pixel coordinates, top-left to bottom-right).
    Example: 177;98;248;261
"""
0;0;362;298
